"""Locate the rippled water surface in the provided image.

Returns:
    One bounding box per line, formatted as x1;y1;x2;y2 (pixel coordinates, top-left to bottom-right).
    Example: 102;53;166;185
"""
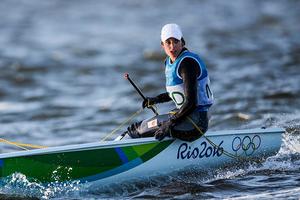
0;0;299;199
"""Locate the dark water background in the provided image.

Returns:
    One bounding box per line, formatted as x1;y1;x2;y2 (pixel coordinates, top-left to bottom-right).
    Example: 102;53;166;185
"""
0;0;299;199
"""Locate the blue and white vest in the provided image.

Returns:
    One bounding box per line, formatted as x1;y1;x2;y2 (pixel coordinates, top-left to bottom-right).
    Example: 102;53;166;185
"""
165;50;214;111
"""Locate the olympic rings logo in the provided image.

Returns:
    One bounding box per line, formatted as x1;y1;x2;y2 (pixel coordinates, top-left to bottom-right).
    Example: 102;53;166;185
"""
232;135;261;156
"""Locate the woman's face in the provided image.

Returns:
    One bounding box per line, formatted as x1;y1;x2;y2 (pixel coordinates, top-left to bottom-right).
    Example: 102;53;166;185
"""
161;38;183;62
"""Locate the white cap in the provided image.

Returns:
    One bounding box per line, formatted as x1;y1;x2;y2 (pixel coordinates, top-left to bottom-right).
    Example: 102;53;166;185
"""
161;23;183;42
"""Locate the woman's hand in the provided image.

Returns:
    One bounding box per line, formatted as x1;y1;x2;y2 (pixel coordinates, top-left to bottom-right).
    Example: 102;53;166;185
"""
142;97;157;108
154;120;173;141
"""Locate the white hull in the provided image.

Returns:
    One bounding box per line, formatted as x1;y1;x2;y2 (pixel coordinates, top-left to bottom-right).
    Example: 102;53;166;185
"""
0;127;284;185
91;127;283;186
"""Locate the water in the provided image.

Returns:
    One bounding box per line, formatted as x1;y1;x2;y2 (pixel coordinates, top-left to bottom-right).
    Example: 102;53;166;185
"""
0;0;299;199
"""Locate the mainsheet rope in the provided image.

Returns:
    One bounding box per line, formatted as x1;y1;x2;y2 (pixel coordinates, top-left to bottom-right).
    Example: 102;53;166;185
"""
0;107;150;150
186;116;246;161
100;107;145;141
100;104;159;141
168;110;246;160
0;138;47;150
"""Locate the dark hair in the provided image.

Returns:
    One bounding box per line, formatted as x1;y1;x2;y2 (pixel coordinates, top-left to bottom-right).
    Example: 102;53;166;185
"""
181;38;186;46
161;38;186;46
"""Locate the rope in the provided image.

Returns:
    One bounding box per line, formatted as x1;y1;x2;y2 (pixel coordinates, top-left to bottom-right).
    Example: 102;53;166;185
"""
100;107;144;141
0;138;47;150
169;110;254;161
186;116;246;161
0;107;145;149
0;106;154;149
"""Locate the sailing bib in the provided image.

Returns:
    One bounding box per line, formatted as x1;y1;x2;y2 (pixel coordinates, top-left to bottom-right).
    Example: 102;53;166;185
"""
165;50;214;110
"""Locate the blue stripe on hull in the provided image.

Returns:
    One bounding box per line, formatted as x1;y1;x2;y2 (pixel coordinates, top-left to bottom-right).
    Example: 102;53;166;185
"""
114;147;129;163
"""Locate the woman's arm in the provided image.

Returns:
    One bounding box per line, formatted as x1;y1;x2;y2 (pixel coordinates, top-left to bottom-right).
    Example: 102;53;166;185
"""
170;57;200;124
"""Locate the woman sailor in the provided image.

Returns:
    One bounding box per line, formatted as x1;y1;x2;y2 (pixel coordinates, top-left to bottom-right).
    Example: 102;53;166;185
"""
126;23;214;141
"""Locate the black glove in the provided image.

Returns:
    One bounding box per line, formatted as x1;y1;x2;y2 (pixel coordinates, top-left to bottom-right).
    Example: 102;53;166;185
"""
142;97;157;109
127;121;142;138
154;120;173;141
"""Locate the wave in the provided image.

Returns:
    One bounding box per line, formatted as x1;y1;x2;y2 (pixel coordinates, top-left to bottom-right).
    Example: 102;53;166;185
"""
0;173;83;199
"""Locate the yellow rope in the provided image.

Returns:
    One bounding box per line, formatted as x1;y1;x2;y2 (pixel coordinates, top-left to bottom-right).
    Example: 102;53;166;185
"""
0;138;47;150
187;116;245;160
0;106;154;149
1;107;145;150
100;107;144;141
169;110;249;160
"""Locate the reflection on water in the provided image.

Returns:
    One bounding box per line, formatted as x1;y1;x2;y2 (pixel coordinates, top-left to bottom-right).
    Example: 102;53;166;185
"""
0;0;299;199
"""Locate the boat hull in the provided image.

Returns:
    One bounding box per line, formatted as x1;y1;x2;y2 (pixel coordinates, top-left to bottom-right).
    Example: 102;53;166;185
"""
0;128;284;185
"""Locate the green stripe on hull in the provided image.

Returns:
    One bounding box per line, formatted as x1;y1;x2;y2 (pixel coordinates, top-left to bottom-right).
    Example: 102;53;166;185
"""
140;141;172;162
121;147;139;161
0;140;173;183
